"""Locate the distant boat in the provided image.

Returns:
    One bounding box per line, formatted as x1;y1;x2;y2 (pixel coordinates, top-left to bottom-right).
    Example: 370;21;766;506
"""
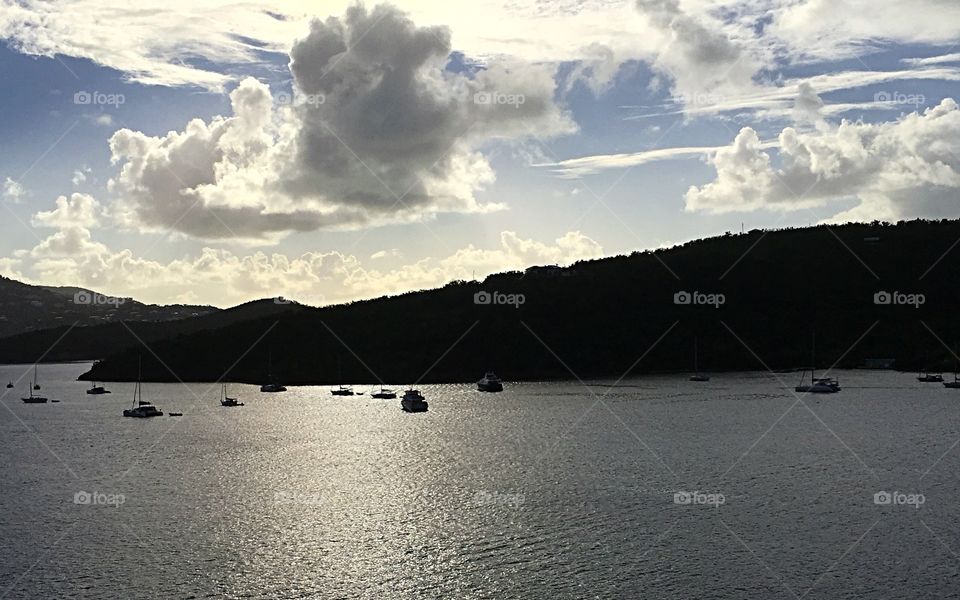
86;382;111;395
5;381;12;388
795;371;840;393
477;371;503;392
795;333;839;393
371;387;397;399
401;389;428;412
330;357;354;396
260;350;286;393
220;383;243;406
944;373;960;389
689;338;710;382
32;364;40;390
21;383;48;403
168;412;183;417
123;358;163;418
918;371;944;383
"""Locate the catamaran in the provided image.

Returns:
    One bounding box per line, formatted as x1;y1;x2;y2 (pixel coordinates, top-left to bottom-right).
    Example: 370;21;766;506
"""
123;358;163;418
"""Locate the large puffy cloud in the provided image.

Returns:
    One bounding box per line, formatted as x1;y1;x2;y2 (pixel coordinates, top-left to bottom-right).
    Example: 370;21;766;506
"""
685;98;960;219
108;4;575;242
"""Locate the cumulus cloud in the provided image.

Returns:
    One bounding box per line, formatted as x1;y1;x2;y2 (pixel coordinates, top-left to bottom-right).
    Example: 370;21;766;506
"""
107;4;575;242
685;98;960;220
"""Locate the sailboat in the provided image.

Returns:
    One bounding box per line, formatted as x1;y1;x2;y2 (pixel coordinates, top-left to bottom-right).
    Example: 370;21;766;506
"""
371;386;397;399
260;350;286;393
123;357;163;417
795;333;839;393
220;383;243;406
21;382;48;403
689;338;710;382
32;364;40;390
330;357;354;395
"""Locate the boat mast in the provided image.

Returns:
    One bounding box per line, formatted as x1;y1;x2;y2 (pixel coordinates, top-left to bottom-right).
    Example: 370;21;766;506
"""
132;355;141;409
694;337;699;373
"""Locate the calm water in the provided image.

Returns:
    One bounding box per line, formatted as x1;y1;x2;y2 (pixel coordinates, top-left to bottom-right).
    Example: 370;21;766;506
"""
1;363;959;599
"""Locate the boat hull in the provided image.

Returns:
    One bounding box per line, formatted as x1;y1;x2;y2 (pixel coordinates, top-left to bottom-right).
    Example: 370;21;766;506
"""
372;392;397;399
260;384;286;393
21;397;48;403
795;385;838;394
477;381;503;392
123;408;163;417
401;399;429;412
944;382;960;389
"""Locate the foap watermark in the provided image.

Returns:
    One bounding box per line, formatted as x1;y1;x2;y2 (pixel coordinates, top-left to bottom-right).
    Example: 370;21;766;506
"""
275;91;325;107
73;290;127;307
74;490;125;507
873;91;925;109
673;490;725;507
874;490;924;509
474;91;526;108
672;92;725;107
473;490;525;508
474;290;525;308
674;290;725;308
74;91;125;108
874;290;925;308
274;490;323;505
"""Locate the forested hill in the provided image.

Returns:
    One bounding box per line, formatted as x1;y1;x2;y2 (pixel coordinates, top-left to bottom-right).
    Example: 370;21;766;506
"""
75;219;960;384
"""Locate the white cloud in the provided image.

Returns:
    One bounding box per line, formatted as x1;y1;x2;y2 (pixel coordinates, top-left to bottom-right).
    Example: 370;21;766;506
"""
771;0;960;63
903;53;960;67
107;5;576;242
18;194;604;306
685;98;960;220
2;177;25;202
72;167;91;187
370;249;401;260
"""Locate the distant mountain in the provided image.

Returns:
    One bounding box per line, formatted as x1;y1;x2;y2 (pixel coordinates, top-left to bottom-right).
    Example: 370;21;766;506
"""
0;276;217;338
0;299;304;364
73;219;960;384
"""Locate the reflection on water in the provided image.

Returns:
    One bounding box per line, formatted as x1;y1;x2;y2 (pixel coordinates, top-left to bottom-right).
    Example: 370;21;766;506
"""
1;363;959;599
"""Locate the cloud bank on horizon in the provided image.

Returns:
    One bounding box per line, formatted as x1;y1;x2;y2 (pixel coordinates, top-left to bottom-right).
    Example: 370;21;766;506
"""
0;0;958;306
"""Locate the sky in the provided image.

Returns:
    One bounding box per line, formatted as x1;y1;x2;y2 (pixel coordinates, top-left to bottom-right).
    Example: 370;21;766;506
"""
0;0;958;308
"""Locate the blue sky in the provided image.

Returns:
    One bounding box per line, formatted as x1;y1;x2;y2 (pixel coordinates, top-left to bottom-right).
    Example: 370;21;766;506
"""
1;0;958;307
